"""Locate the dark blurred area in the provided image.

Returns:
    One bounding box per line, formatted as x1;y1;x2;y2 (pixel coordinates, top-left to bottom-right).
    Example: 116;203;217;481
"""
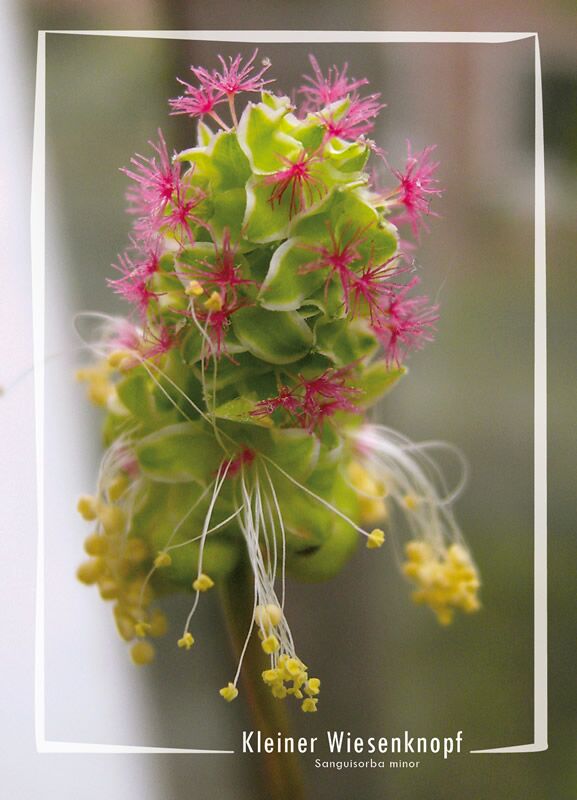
9;1;577;798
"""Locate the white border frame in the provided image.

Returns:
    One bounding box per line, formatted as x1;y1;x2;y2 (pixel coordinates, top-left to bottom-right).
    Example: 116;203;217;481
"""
32;29;547;755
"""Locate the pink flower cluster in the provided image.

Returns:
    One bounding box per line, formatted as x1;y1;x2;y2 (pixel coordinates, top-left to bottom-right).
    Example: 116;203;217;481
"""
107;53;443;379
169;49;273;126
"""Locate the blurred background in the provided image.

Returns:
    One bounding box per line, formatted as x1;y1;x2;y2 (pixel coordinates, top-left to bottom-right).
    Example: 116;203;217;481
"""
1;2;576;799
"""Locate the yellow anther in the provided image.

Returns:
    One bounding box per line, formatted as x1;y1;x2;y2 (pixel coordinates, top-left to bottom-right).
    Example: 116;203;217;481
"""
98;577;118;600
271;684;288;699
405;541;429;562
284;658;304;679
126;577;153;606
359;497;387;524
254;603;283;629
154;551;172;568
306;678;321;696
77;495;98;521
302;698;318;713
88;380;112;407
130;640;155;665
149;610;168;638
134;621;151;638
219;682;238;702
185;280;204;297
98;504;126;536
262;669;280;685
403;538;481;624
192;573;214;592
403;494;419;510
366;528;385;549
204;291;223;312
123;537;149;564
76;558;104;585
113;609;136;642
108;474;129;502
348;461;387;497
107;350;132;369
84;532;108;556
177;632;195;650
261;635;280;654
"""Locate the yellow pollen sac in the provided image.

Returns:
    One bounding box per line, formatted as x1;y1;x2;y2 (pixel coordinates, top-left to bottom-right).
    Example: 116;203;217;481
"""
219;683;238;702
254;603;283;629
76;558;104;585
98;504;126;536
149;610;168;638
262;669;280;685
84;532;108;557
306;678;321;696
366;528;385;549
108;474;129;502
123;537;149;564
98;577;118;601
261;635;280;654
130;640;155;665
403;494;419;510
284;657;305;679
185;280;204;297
134;621;151;638
192;573;214;592
154;551;172;568
177;632;195;650
302;698;318;713
204;291;223;312
348;461;387;497
77;495;98;521
107;350;133;369
271;684;288;700
403;539;481;624
113;608;136;642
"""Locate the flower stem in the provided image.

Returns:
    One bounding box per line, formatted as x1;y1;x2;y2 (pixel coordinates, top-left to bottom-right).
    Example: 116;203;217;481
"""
219;560;306;800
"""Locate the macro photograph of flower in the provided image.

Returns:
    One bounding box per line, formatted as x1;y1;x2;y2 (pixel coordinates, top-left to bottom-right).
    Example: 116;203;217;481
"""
1;3;577;800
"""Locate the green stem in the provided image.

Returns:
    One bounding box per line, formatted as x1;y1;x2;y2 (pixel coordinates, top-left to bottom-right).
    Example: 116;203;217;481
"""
219;561;306;800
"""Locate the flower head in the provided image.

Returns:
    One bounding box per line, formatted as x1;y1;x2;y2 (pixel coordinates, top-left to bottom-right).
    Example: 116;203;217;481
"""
195;50;273;97
372;277;438;365
122;130;181;241
389;143;442;237
299;55;369;110
169;81;226;121
322;92;385;141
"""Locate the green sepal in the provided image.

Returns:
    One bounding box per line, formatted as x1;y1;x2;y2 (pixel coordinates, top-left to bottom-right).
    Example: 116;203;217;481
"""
135;422;222;484
356;362;406;405
232;306;313;364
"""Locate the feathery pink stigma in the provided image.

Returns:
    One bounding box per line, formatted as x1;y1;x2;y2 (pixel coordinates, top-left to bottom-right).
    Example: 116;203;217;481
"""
193;50;273;97
122;130;181;240
141;325;175;360
350;256;405;322
169;81;225;120
299;55;368;111
264;150;326;218
390;143;442;237
163;181;207;246
193;296;243;357
371;277;438;365
184;230;254;300
251;386;301;419
108;248;161;316
300;224;368;310
322;93;384;141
